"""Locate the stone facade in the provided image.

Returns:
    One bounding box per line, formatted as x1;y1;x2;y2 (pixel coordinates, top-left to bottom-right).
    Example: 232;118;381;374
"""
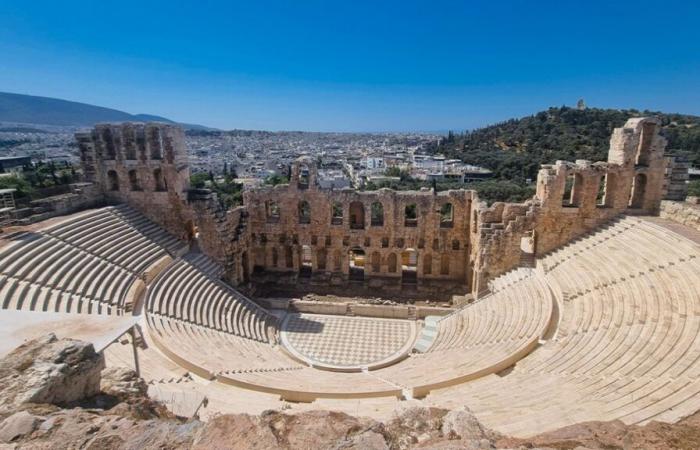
242;156;473;293
472;117;668;294
76;117;669;297
75;123;193;240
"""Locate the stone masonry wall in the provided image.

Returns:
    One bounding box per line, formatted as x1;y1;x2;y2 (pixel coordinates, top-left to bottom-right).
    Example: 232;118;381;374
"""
75;118;669;298
659;198;700;232
242;157;473;292
76;123;194;240
471;117;669;295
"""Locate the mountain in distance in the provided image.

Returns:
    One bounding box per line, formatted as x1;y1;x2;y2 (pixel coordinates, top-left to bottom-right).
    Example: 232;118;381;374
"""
434;106;700;182
0;91;214;130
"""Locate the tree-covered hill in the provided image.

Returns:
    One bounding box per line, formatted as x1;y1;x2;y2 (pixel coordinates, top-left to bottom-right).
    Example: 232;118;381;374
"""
435;106;700;182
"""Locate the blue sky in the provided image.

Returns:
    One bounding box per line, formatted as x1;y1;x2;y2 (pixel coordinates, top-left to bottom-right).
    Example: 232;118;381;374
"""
1;0;698;131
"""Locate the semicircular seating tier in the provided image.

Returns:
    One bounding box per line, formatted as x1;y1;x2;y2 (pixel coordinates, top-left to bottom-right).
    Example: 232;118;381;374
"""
0;205;186;315
425;216;700;437
144;253;555;401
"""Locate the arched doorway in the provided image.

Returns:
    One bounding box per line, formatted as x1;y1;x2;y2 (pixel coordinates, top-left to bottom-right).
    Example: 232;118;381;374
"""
348;248;365;281
300;245;312;277
401;249;417;284
629;173;647;209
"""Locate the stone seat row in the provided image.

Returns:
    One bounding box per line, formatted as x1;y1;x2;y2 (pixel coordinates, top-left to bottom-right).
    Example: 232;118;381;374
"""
430;273;551;351
0;274;117;315
146;314;301;378
0;234;135;310
42;205;186;274
487;267;535;293
423;217;700;437
146;258;278;343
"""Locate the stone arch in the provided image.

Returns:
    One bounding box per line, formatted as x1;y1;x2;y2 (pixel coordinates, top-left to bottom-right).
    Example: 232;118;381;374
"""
349;201;365;229
107;170;119;191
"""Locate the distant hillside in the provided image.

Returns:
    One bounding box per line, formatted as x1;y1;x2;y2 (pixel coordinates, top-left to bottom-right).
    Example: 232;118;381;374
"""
435;106;700;182
0;92;212;130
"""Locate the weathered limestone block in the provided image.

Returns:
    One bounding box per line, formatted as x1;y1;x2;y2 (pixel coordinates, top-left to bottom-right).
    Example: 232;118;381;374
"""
0;334;104;413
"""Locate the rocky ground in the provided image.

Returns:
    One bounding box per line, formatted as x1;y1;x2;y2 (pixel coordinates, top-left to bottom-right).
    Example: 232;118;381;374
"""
1;334;700;449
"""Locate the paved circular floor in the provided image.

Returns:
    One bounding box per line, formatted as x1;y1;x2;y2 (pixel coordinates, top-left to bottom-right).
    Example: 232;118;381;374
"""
280;313;417;371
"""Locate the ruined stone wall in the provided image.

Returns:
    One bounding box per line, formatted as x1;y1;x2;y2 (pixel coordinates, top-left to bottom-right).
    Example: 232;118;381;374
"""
76;123;193;240
242;157;473;292
659;198;700;232
188;189;251;286
471;118;668;295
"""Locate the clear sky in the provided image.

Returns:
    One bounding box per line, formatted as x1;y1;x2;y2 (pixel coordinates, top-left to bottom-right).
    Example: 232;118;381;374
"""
1;0;698;131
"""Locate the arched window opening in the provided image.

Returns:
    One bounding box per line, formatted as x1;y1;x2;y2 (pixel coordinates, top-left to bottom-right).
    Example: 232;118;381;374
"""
629;173;647;209
266;201;280;223
124;128;137;160
423;253;432;275
331;202;343;225
371;202;384;226
149;127;163;160
349;201;365;229
387;253;397;273
298;200;311;224
440;203;454;228
128;170;141;191
297;164;309;189
371;251;380;273
452;240;460;250
440;255;450;275
102;128;116;159
154;168;166;191
107;170;119;191
348;248;365;281
404;204;417;227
